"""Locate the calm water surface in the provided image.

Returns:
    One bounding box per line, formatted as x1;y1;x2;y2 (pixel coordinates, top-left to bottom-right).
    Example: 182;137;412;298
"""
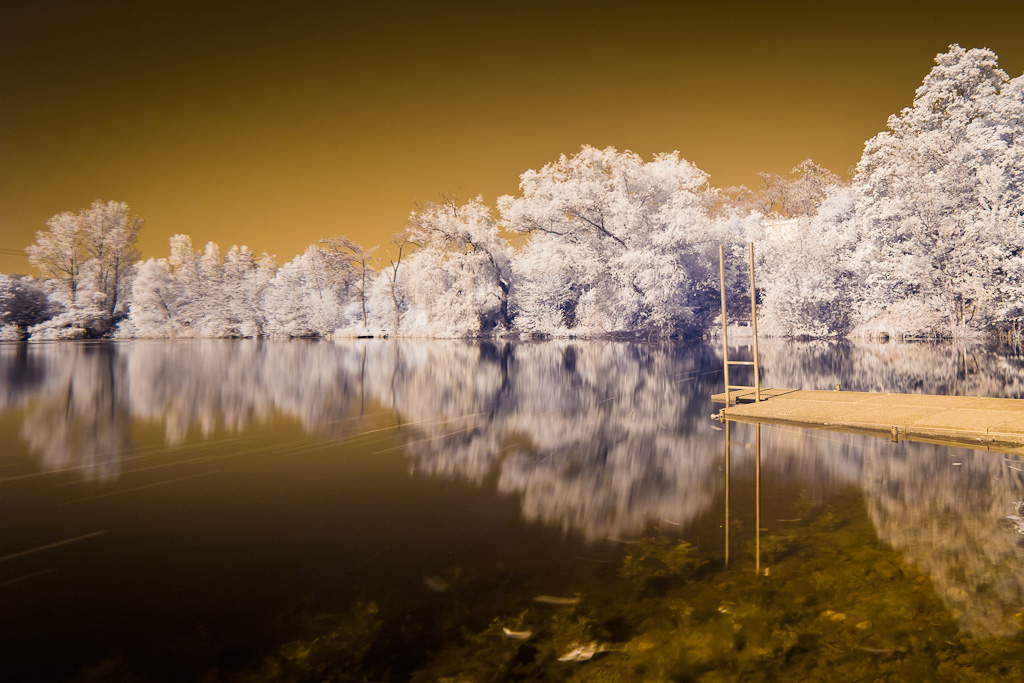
2;339;1024;681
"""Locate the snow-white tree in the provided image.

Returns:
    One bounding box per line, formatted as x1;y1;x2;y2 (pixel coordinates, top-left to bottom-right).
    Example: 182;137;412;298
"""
24;200;143;338
377;232;414;334
188;241;225;336
263;247;345;337
318;236;376;328
508;239;581;335
221;245;276;337
123;259;180;338
77;200;143;316
26;201;142;317
854;45;1024;337
166;233;205;332
399;245;485;337
499;146;720;336
151;239;276;338
406;196;512;333
753;187;860;338
971;72;1024;325
262;255;310;336
26;211;85;308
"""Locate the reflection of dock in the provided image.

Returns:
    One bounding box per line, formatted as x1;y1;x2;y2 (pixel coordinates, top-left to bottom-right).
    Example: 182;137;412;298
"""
713;389;1024;453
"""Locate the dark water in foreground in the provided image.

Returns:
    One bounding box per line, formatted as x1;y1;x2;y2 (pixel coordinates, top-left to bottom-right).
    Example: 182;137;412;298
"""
2;339;1024;681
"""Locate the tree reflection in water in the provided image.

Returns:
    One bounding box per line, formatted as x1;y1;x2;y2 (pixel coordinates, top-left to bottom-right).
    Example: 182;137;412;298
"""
2;338;1024;650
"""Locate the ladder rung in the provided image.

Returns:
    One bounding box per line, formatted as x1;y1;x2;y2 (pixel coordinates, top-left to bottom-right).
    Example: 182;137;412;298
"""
727;385;754;390
727;361;756;366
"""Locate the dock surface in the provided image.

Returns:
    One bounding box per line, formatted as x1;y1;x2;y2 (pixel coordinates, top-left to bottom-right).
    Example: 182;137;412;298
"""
712;389;1024;451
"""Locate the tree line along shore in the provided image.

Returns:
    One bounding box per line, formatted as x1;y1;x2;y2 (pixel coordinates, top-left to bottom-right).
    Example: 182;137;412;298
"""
2;46;1021;343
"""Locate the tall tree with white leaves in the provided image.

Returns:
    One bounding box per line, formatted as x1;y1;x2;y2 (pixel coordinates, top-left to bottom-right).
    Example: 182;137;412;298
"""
167;234;204;332
264;247;346;337
125;259;180;337
77;200;143;316
380;231;414;334
221;245;277;337
25;200;142;338
753;187;860;339
499;146;720;336
318;236;376;329
854;45;1024;337
407;196;513;332
26;211;86;308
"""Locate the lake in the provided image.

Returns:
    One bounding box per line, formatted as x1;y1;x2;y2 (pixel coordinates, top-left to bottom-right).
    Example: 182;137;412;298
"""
2;339;1024;681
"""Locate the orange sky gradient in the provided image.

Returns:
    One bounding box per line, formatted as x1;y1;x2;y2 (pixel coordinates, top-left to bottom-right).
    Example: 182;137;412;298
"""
2;0;1023;274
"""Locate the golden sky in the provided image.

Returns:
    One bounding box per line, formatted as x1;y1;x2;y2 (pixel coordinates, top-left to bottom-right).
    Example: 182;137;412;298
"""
2;0;1023;274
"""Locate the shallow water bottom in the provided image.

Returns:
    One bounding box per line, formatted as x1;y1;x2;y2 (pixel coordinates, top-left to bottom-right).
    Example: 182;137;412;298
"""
111;484;1020;683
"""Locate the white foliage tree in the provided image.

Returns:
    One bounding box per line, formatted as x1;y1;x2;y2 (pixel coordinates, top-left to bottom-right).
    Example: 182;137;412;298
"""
264;247;345;337
26;211;84;308
123;258;180;338
854;45;1024;337
405;196;512;334
399;247;486;337
221;245;277;337
166;233;205;332
125;236;276;338
196;241;227;336
318;236;376;329
754;188;860;339
78;200;143;316
26;200;142;317
508;239;581;336
365;232;414;335
498;146;720;336
24;200;144;338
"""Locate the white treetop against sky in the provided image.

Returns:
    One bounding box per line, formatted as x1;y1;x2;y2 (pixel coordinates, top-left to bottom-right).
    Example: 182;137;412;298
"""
2;3;1023;278
2;46;1022;342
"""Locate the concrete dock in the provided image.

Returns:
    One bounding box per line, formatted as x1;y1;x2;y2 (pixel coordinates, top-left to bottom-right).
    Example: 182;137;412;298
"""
712;388;1024;453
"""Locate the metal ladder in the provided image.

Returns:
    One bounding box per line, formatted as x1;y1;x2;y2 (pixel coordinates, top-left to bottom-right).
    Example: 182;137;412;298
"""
718;242;761;406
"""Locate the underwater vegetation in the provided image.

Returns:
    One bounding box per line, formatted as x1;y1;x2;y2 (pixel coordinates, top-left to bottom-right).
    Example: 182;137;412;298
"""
121;488;1024;682
242;604;384;683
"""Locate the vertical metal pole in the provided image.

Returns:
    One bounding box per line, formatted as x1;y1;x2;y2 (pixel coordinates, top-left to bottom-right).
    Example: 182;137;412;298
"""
748;242;761;403
724;420;731;569
755;423;761;576
719;246;730;406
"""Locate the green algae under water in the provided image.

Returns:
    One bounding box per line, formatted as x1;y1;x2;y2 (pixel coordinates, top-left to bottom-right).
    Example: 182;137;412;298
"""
194;487;1023;683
